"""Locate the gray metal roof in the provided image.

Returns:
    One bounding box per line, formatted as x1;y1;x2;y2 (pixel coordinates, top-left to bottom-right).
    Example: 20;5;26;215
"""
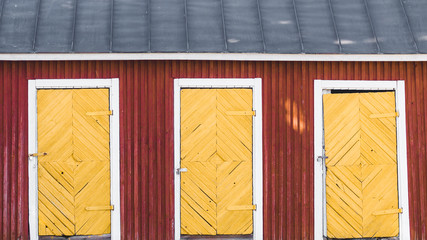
0;0;426;54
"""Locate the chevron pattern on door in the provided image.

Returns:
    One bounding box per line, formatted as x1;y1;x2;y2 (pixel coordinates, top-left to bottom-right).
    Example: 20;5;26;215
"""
323;91;399;238
37;89;111;236
180;89;253;235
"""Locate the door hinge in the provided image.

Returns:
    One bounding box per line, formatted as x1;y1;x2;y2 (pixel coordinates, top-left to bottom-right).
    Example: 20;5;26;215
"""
226;110;256;116
28;152;47;157
369;112;399;118
85;205;114;211
227;205;257;211
86;110;112;116
372;208;402;216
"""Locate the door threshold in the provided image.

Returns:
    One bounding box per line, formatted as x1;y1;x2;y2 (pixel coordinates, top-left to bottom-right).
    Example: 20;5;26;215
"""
324;237;398;240
39;234;111;240
181;235;252;240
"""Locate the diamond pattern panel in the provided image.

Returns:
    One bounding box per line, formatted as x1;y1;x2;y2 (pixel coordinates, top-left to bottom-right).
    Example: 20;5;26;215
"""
180;89;253;235
324;92;399;238
37;89;111;236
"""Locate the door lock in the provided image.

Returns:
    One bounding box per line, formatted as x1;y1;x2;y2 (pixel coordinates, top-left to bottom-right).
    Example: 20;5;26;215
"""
176;168;188;174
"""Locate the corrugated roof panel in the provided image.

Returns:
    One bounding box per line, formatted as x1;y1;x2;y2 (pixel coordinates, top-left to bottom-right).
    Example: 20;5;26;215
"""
367;0;417;53
259;0;302;53
34;0;74;52
187;0;225;52
402;0;427;53
73;0;111;52
222;0;264;52
294;0;340;53
0;0;37;52
112;0;149;52
0;0;425;54
331;0;378;53
150;0;187;52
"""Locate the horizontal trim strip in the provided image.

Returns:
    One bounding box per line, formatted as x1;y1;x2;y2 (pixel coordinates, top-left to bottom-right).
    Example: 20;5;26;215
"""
2;53;427;61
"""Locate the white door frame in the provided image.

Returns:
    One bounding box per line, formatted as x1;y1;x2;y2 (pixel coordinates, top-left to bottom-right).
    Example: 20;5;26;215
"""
313;80;410;239
174;78;263;240
28;79;121;240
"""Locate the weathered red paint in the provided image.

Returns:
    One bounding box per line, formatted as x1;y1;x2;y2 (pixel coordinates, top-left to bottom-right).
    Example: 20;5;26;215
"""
0;60;426;239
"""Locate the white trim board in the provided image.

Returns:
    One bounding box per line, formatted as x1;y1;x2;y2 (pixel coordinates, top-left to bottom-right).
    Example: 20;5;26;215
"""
313;80;410;239
28;78;121;240
3;53;427;62
173;78;263;239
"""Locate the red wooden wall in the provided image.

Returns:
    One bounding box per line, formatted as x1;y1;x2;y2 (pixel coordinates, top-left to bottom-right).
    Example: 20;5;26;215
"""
0;61;426;239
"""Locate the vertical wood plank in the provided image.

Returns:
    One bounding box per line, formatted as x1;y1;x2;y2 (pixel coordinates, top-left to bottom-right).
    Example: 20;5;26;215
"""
10;62;17;240
3;61;11;240
285;61;293;240
277;61;285;240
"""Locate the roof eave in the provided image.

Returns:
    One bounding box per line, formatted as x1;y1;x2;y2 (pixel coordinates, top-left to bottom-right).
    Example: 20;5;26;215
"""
0;53;426;62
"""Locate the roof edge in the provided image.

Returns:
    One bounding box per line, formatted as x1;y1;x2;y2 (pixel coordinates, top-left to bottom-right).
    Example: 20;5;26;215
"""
1;53;427;62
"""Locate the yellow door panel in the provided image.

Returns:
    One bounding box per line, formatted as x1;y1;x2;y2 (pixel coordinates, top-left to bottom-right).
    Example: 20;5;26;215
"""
323;92;399;238
181;89;217;163
180;89;217;235
38;90;75;235
217;89;253;163
37;90;73;164
38;162;76;236
37;89;111;236
323;93;360;167
362;164;399;237
73;89;111;235
180;89;253;235
216;89;253;235
181;162;217;235
360;92;397;165
73;89;110;163
326;165;363;238
75;162;111;235
217;161;253;234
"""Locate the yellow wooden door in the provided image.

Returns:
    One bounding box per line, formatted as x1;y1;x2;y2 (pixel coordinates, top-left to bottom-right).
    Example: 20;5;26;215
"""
323;91;399;238
180;89;253;235
37;89;111;236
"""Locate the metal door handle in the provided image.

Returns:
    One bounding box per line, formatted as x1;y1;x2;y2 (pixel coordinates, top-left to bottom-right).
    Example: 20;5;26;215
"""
317;155;328;162
29;152;47;157
176;168;188;174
